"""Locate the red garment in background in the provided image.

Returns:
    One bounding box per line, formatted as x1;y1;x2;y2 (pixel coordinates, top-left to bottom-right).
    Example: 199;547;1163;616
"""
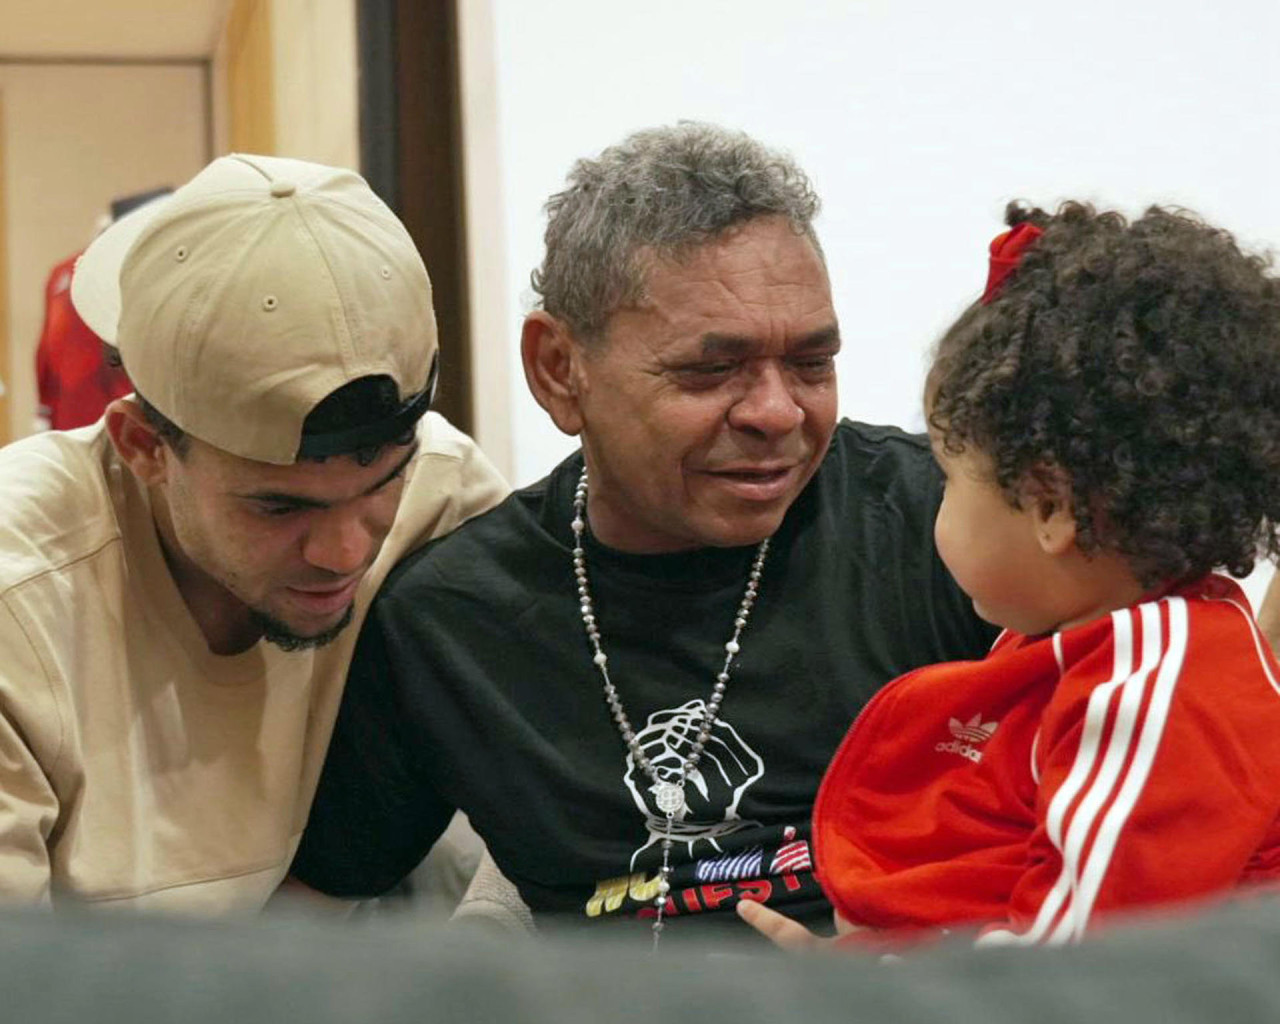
35;253;132;430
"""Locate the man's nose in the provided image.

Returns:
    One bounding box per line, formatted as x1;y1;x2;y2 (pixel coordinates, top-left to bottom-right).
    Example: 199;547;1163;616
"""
302;507;376;576
727;362;805;437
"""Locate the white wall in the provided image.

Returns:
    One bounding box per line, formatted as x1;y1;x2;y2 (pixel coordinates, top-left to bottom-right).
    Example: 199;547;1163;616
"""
465;0;1280;606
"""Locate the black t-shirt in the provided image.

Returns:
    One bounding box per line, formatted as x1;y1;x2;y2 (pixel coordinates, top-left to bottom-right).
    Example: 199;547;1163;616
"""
293;421;997;947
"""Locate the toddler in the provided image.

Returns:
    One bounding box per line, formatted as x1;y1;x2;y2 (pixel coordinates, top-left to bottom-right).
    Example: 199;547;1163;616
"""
744;201;1280;947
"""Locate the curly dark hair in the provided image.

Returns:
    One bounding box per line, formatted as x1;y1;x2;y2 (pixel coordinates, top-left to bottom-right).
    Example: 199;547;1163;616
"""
928;200;1280;587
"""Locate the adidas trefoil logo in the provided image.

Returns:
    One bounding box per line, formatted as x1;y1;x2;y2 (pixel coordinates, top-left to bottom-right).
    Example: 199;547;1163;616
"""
935;713;999;763
949;714;998;743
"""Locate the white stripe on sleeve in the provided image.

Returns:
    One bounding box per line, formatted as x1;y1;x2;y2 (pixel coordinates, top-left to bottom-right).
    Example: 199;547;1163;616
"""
982;605;1165;946
1064;597;1188;940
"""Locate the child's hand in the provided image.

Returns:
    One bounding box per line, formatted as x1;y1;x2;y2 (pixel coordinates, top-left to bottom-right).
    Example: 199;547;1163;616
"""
736;899;862;949
736;899;823;948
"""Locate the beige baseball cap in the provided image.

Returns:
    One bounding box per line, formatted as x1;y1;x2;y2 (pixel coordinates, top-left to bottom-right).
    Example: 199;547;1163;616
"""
71;153;437;464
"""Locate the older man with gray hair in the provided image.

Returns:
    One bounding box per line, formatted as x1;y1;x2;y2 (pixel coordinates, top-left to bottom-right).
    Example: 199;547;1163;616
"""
292;122;995;947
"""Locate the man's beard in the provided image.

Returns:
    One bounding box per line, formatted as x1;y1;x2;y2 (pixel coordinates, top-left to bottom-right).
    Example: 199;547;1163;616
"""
250;603;355;652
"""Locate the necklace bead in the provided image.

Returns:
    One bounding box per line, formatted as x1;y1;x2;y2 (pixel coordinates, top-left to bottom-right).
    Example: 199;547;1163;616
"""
570;467;770;950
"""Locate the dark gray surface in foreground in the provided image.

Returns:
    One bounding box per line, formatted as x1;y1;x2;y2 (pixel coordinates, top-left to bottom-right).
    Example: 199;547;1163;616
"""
2;897;1276;1023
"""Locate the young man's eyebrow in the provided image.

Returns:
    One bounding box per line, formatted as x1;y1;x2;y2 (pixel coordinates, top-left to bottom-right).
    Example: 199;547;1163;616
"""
235;441;420;509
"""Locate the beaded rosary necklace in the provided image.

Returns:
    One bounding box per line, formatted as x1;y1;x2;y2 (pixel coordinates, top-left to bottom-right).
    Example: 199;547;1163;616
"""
570;468;770;949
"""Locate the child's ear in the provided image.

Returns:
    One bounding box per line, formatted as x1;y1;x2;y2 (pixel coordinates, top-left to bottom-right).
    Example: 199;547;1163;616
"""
1026;465;1076;556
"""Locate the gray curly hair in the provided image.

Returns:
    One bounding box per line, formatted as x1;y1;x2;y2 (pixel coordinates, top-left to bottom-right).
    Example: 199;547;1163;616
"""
530;121;823;341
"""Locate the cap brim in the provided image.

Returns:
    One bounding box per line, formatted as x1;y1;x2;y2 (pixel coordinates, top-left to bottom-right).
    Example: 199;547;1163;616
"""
71;191;175;343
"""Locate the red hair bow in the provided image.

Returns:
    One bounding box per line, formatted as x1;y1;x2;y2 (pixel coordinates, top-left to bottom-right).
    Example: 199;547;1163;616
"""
981;221;1043;304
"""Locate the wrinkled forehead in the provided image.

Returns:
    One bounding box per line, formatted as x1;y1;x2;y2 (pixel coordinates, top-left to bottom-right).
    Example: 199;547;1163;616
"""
638;215;824;277
637;224;831;314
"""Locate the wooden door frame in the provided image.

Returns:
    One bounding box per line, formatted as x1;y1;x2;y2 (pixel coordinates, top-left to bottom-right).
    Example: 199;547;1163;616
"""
357;0;472;436
224;0;276;156
0;90;10;447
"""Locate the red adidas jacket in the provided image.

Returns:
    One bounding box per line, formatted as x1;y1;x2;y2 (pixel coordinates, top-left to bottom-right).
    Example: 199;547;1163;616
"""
814;574;1280;945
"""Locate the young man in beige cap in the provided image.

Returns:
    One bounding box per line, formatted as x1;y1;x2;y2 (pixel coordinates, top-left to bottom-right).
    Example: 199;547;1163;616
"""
0;154;506;911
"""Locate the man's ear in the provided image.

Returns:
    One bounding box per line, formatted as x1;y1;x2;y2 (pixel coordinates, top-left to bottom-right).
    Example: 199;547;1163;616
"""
521;311;586;437
1026;465;1076;556
104;398;171;486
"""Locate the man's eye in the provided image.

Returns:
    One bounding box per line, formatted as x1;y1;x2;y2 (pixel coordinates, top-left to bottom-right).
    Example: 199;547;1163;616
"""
677;363;737;385
256;504;300;518
792;355;836;376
